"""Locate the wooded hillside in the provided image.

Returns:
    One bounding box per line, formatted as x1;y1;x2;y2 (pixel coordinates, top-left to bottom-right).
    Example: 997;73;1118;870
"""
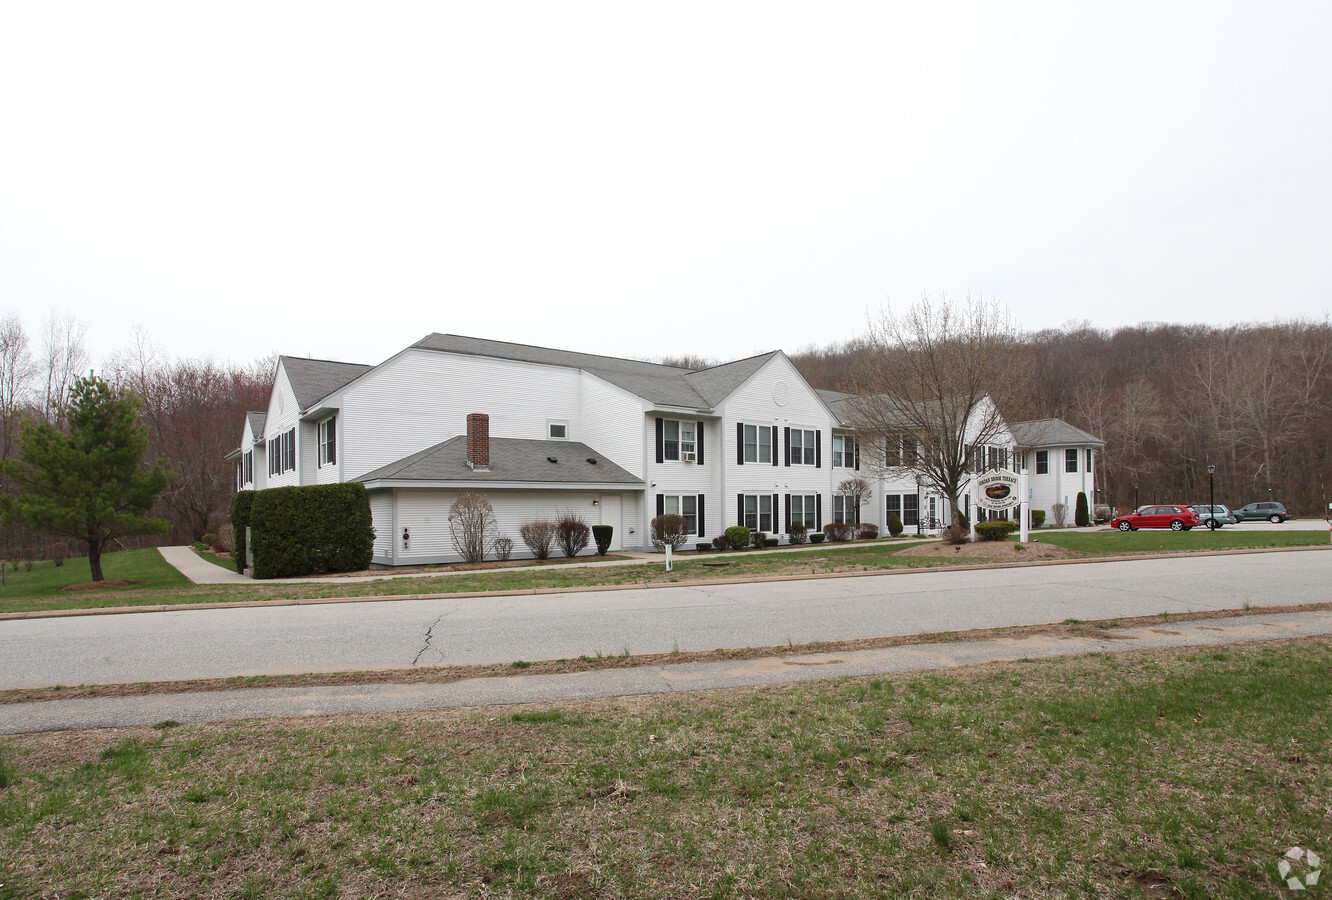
791;320;1332;516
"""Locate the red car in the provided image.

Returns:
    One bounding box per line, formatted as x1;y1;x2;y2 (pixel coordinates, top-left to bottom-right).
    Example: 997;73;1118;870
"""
1111;505;1201;532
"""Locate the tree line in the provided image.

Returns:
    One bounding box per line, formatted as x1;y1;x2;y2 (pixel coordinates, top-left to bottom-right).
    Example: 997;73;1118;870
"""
791;317;1332;516
0;313;272;563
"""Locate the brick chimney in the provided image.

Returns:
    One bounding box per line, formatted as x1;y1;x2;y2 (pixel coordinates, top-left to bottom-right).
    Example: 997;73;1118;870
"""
466;413;490;469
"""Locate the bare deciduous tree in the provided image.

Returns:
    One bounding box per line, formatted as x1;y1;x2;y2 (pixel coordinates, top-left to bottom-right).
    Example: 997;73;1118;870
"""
846;294;1034;525
0;314;34;459
448;492;498;563
39;311;89;424
650;514;689;551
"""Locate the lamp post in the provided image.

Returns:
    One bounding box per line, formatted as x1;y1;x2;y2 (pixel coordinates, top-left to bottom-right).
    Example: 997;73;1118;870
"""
915;476;924;536
1134;482;1139;510
1152;489;1157;505
1207;464;1216;530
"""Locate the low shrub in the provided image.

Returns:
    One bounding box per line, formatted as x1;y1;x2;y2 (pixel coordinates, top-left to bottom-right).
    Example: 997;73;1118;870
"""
650;514;689;552
765;538;779;547
823;522;853;542
711;534;732;551
976;520;1019;541
1031;509;1047;528
556;511;591;558
591;525;613;556
494;536;514;561
810;533;825;543
696;542;712;552
942;525;969;545
520;520;558;559
886;513;903;537
857;523;879;540
751;531;768;549
724;525;751;551
787;523;808;544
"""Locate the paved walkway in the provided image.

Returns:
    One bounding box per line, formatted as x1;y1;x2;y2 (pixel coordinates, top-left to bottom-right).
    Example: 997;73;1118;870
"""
3;608;1328;734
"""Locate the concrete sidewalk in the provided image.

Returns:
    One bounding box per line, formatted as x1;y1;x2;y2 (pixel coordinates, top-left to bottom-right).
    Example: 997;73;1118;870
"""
4;608;1328;735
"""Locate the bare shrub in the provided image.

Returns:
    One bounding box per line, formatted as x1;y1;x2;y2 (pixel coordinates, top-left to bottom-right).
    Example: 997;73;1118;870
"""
787;523;808;544
650;514;689;551
494;536;514;561
448;492;498;563
51;542;67;567
857;523;879;540
942;525;969;545
823;522;854;542
1052;503;1068;527
519;520;558;560
751;531;768;549
711;534;732;551
555;510;591;558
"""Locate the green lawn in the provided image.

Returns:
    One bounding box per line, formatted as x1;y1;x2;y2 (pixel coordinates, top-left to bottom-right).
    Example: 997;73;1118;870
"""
1;638;1327;898
0;547;189;604
1031;528;1327;554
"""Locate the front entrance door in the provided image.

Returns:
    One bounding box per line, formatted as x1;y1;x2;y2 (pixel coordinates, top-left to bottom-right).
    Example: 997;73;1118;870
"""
599;495;623;550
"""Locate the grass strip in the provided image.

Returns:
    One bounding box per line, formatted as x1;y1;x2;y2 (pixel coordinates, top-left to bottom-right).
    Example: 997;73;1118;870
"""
0;638;1327;898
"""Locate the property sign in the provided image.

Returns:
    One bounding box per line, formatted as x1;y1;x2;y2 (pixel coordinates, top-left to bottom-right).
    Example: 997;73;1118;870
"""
975;471;1021;510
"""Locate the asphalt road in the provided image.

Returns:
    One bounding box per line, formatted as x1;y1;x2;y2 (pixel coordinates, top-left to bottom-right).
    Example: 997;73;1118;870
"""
0;549;1327;690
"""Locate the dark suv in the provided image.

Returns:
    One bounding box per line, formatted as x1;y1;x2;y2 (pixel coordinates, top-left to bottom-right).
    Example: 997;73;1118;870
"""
1233;501;1290;523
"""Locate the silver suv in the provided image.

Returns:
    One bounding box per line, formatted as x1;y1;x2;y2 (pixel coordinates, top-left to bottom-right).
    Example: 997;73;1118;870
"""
1233;501;1290;523
1189;504;1237;529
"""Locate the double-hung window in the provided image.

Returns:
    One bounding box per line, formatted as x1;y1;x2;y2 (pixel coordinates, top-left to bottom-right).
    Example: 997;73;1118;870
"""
318;415;337;466
790;428;816;465
1065;448;1078;473
743;495;774;532
663;420;696;461
832;436;856;468
742;424;772;463
662;495;698;535
1036;450;1049;474
833;494;853;524
792;494;817;529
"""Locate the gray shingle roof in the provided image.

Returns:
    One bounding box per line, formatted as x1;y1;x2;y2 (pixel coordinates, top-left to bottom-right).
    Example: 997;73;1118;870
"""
1010;418;1105;448
281;356;374;410
245;411;267;441
411;334;778;410
356;436;644;486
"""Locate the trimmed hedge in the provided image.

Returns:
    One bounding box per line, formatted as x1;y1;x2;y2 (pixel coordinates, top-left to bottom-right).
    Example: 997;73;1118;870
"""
1031;509;1047;528
975;520;1019;541
229;490;256;574
249;483;375;579
724;525;751;550
886;513;903;537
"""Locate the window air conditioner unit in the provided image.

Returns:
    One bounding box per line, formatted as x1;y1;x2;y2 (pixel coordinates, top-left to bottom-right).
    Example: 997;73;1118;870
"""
681;452;696;462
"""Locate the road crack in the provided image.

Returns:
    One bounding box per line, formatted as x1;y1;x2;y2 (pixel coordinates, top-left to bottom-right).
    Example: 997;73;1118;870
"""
412;615;445;666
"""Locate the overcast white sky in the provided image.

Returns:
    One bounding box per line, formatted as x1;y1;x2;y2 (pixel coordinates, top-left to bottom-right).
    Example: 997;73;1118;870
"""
2;2;1329;371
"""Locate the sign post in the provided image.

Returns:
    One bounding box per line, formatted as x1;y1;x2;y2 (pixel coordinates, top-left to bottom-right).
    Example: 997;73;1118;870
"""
1020;468;1029;542
665;543;673;571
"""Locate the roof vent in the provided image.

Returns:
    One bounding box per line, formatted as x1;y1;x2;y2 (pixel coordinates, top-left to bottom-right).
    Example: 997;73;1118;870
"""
547;456;558;463
586;458;597;464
